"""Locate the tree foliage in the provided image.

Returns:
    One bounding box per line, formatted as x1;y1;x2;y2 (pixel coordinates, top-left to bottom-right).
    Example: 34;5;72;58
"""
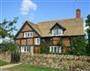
0;17;20;63
0;17;18;38
0;41;18;53
70;37;87;55
0;17;18;52
40;40;49;54
86;14;90;55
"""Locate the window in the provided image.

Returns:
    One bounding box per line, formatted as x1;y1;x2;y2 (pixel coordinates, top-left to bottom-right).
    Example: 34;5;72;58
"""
52;29;63;36
51;25;64;36
49;46;61;53
24;32;33;38
58;29;63;35
21;46;33;53
35;38;40;45
21;46;30;52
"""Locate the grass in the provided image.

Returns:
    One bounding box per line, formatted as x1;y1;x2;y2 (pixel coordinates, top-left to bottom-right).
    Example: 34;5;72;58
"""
7;64;65;71
0;60;9;66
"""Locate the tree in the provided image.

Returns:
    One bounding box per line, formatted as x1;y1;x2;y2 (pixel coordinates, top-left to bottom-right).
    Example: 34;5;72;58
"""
0;17;18;52
86;15;90;55
0;17;18;38
70;37;87;55
0;41;18;53
0;17;20;63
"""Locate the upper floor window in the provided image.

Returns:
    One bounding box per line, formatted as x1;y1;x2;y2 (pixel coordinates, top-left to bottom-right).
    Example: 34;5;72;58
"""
52;28;63;36
51;23;65;36
24;32;33;38
34;38;40;45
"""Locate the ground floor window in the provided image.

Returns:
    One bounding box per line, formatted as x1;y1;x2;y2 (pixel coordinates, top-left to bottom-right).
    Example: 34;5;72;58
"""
49;46;61;53
21;46;33;54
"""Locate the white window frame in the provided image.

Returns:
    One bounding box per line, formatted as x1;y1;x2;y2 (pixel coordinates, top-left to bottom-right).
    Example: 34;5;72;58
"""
49;46;62;53
52;27;63;36
58;29;63;35
34;38;40;45
21;46;30;52
24;32;33;38
21;46;33;54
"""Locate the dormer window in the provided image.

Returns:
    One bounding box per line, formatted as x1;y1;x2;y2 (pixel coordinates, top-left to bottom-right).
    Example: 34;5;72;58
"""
24;32;33;38
52;28;63;36
51;23;65;36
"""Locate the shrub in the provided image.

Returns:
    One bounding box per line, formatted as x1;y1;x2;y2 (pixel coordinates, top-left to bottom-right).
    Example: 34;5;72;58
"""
70;37;87;56
0;41;18;52
40;40;49;54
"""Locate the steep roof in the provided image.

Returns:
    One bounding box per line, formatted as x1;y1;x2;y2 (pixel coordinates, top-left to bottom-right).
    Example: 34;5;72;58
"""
16;18;84;37
30;18;84;37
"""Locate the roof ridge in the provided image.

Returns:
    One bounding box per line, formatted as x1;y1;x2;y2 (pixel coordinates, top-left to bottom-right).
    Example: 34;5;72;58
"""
37;18;83;24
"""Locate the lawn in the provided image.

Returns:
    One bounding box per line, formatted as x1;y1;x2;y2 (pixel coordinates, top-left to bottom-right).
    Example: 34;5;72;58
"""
7;64;65;71
0;60;9;66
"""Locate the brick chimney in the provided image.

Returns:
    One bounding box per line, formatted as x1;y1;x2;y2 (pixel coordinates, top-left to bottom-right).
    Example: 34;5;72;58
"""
76;9;81;18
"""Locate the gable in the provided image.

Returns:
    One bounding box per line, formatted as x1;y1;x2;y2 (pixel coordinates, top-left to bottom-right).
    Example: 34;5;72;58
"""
22;23;32;32
50;23;66;31
15;21;40;39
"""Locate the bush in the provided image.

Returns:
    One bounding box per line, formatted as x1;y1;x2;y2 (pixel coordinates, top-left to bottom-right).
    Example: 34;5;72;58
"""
40;40;49;54
69;37;87;56
86;44;90;56
0;41;18;52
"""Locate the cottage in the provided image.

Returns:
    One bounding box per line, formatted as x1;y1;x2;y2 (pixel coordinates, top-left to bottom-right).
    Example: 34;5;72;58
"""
15;9;84;54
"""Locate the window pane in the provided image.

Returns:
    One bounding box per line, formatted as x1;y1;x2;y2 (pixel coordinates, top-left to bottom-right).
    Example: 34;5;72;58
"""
58;29;63;35
27;46;30;52
49;46;51;52
54;29;58;36
24;32;33;38
52;46;54;53
21;46;24;52
54;47;57;53
35;38;40;45
29;32;33;37
56;46;59;53
24;33;26;37
59;47;62;53
24;46;27;51
52;28;63;36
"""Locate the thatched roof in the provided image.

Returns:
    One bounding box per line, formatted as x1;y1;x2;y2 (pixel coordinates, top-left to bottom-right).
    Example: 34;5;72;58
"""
28;18;84;37
16;18;84;37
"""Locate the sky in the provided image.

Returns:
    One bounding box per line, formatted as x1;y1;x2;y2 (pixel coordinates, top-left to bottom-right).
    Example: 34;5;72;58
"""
0;0;90;34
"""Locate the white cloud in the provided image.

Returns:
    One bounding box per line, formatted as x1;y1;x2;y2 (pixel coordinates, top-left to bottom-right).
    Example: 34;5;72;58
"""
21;0;37;15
